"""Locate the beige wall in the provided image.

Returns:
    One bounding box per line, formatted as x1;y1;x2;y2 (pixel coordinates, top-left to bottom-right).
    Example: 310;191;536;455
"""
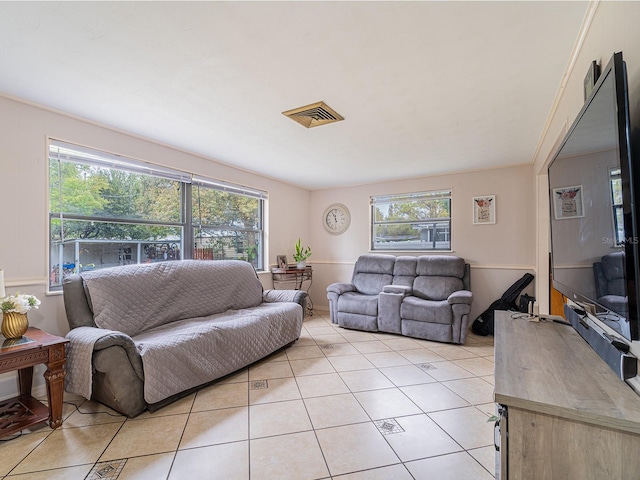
309;164;536;321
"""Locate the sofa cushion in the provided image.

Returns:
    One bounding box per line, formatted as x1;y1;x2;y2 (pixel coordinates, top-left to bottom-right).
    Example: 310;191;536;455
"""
412;256;465;301
416;255;466;277
413;276;464;301
338;292;379;316
401;296;452;324
82;260;263;337
392;256;417;288
352;273;394;295
351;254;395;295
337;312;378;332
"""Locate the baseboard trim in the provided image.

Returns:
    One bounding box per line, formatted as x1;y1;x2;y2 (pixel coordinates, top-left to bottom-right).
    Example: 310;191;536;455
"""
0;371;47;402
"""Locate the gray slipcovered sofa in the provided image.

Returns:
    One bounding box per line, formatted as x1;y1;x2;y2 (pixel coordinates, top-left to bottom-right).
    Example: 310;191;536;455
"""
327;254;472;344
63;260;306;417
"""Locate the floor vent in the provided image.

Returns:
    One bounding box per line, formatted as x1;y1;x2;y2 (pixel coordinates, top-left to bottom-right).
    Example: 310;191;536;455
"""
282;101;344;128
374;418;405;435
87;459;127;480
250;379;269;390
417;363;436;372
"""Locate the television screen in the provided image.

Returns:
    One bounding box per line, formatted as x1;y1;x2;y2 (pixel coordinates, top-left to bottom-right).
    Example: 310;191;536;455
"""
548;52;639;341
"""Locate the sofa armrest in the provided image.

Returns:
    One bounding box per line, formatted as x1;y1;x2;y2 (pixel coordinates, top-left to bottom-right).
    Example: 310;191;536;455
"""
63;274;96;328
382;285;412;295
93;332;145;380
90;331;146;417
448;290;473;305
263;289;307;308
93;331;135;350
327;283;356;295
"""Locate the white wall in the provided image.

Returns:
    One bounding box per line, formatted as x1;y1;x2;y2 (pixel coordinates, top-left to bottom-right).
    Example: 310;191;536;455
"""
0;95;310;398
309;164;536;321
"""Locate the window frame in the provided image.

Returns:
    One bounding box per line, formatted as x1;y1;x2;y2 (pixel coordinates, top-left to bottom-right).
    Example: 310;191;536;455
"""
610;167;624;246
47;139;266;290
191;176;265;268
370;189;453;252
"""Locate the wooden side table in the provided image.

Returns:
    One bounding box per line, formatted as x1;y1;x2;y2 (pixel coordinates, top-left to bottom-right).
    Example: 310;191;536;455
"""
0;327;68;438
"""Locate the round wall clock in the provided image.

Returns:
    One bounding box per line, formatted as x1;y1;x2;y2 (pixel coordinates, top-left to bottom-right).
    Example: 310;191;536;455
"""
323;203;351;235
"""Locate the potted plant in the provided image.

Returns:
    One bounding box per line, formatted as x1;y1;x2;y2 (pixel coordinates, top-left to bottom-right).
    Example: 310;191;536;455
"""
293;239;312;269
1;293;41;339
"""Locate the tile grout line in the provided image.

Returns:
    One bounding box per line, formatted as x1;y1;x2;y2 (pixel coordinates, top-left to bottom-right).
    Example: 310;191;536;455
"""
246;369;252;480
161;394;196;480
292;339;334;480
1;427;55;478
80;396;128;480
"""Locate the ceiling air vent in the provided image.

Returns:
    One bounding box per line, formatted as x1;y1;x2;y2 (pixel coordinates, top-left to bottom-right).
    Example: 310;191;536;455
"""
282;101;344;128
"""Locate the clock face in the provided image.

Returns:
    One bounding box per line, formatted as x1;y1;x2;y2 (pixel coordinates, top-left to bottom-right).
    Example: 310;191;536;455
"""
323;204;350;234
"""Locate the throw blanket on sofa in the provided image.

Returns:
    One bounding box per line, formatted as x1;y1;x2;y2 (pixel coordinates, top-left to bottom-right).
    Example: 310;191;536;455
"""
65;326;121;400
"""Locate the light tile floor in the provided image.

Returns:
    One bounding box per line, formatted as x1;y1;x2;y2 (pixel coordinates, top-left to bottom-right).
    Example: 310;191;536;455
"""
0;313;496;480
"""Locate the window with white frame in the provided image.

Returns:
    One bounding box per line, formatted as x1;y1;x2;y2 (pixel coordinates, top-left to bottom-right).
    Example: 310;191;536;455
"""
371;190;452;251
48;140;265;289
192;177;264;267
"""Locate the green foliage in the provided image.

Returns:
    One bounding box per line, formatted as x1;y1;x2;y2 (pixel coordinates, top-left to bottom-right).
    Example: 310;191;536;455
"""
49;162;108;215
0;299;14;312
374;197;450;237
194;187;259;228
50;160;182;241
193;186;261;267
293;239;312;262
375;198;450;222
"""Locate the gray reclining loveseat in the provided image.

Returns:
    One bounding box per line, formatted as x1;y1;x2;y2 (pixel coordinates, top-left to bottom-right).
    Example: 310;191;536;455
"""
327;254;472;344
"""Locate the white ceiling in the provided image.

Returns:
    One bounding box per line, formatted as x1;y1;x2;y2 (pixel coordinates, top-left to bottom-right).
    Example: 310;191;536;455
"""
0;1;588;190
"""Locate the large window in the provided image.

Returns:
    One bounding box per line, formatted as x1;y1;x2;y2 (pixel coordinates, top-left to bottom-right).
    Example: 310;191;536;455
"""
371;190;452;251
48;140;265;289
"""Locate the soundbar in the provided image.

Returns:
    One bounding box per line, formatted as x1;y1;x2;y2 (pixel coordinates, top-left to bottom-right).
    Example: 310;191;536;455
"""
565;305;637;381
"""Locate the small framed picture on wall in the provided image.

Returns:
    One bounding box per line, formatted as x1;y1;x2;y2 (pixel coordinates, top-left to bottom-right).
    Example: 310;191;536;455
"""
473;195;496;224
553;185;584;220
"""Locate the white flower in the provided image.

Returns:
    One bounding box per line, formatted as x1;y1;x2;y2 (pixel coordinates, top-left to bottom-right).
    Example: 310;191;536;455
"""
1;293;41;314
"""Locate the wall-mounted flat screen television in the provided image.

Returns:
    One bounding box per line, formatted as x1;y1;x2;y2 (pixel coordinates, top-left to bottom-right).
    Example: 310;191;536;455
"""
548;51;639;341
